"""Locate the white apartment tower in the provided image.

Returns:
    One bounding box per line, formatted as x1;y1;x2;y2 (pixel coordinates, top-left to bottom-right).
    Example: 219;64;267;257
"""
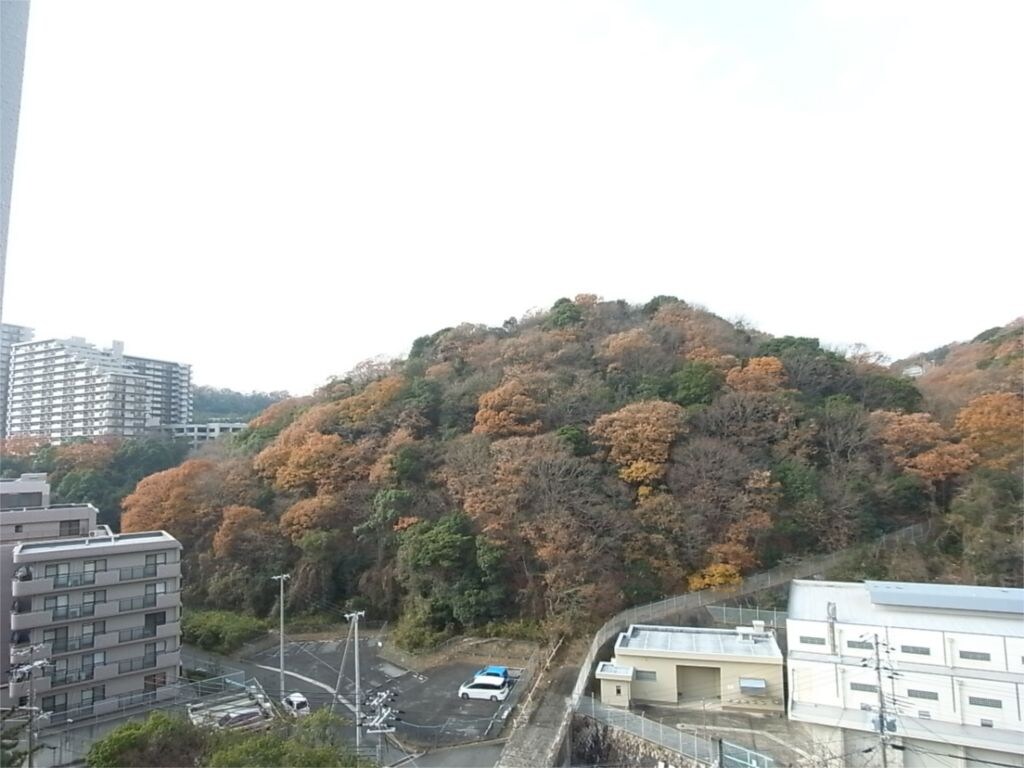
8;527;183;724
787;579;1024;768
1;322;33;436
5;337;191;441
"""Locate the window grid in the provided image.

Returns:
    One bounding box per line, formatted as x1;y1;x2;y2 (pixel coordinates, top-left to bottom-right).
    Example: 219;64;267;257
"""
968;697;1002;709
900;645;931;656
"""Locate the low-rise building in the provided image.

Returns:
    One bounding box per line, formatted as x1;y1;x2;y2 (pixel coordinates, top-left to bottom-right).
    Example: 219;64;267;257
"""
597;623;785;714
155;422;247;449
787;579;1024;768
8;527;183;724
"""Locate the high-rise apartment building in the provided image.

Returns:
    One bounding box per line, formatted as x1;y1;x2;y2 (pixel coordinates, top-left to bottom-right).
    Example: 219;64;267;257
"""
8;527;182;723
1;322;33;436
5;337;191;441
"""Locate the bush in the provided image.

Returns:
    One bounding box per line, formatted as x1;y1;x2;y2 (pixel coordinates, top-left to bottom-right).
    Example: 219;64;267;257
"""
182;611;269;655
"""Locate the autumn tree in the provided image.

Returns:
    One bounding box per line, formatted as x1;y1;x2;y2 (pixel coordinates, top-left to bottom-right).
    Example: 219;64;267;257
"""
725;356;788;393
871;410;977;508
590;401;686;487
472;375;546;437
954;393;1024;470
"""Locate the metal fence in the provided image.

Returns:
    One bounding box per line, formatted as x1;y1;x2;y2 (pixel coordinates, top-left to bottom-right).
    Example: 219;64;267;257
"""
705;606;788;628
576;695;715;764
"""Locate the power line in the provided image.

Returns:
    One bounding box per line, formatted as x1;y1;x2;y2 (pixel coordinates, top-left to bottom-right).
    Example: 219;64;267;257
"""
895;744;1023;768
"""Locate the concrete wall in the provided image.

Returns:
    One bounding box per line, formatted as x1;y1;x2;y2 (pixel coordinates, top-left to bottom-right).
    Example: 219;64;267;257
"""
599;678;631;707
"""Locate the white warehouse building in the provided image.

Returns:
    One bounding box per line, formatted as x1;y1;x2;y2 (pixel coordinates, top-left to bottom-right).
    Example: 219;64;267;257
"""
787;579;1024;768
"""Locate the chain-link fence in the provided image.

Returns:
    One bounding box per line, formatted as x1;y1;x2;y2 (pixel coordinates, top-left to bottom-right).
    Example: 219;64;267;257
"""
705;606;788;628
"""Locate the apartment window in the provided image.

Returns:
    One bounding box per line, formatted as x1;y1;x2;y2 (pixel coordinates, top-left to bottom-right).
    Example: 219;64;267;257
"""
84;559;107;574
59;520;81;536
846;640;873;650
81;686;105;706
146;552;168;566
14;524;23;533
900;645;931;656
800;636;827;646
83;621;105;639
615;685;622;696
908;689;939;701
635;670;657;681
83;590;106;606
959;650;991;662
45;563;70;580
82;651;106;669
41;693;68;714
969;697;1002;709
850;683;878;693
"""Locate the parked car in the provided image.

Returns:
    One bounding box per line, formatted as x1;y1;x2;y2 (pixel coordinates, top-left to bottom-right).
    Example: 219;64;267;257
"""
216;707;268;729
459;674;510;702
474;665;510;680
282;692;311;717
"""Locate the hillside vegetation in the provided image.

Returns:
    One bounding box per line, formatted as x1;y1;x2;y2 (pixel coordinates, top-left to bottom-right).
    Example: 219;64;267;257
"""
108;296;1022;647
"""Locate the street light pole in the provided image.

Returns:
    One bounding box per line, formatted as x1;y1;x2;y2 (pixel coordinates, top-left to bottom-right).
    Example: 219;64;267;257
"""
271;574;290;698
344;611;365;752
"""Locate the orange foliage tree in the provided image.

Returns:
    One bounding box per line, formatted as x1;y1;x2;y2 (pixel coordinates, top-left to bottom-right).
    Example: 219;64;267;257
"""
212;505;277;560
725;356;788;393
121;459;264;550
472;377;545;437
590;401;686;486
279;494;347;543
954;393;1024;470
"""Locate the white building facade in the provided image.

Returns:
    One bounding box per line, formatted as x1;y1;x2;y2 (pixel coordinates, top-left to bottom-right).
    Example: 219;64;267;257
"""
1;322;33;436
787;579;1024;768
155;421;247;449
5;337;191;441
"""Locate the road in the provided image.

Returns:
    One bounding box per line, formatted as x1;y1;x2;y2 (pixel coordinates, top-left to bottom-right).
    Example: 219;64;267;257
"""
183;642;506;768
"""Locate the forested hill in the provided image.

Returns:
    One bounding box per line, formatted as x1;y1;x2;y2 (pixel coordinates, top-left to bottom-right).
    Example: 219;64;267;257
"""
119;296;1024;647
192;386;289;423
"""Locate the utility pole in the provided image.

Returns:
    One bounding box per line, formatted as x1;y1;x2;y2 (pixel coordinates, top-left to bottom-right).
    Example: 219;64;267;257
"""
271;574;290;698
330;620;354;715
345;611;365;752
873;633;889;768
11;643;49;768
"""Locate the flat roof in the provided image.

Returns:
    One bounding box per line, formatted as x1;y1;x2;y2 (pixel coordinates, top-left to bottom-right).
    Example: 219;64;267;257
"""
788;580;1024;636
865;580;1024;615
616;625;783;660
596;661;634;681
14;529;180;556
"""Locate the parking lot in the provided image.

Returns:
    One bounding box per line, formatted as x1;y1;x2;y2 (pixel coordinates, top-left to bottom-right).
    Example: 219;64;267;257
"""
243;638;530;748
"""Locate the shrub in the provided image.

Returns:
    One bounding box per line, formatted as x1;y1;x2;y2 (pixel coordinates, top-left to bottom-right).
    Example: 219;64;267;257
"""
182;610;269;655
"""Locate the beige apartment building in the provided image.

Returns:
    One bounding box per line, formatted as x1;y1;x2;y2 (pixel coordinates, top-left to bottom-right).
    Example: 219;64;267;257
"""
1;473;97;709
8;527;182;723
597;624;785;714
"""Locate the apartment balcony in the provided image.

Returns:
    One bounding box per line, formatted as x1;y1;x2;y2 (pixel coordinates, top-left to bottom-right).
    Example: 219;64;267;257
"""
8;640;53;666
118;561;180;583
117;621;178;645
12;569;119;597
50;634;97;655
117;591;179;615
11;608;55;631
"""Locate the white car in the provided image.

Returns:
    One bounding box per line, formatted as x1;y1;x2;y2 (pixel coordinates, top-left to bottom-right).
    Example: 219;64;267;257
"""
458;674;510;702
282;692;311;716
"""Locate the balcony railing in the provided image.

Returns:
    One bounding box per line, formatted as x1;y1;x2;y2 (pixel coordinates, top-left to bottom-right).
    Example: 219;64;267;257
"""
50;635;95;653
49;666;95;686
118;655;158;674
118;626;158;643
52;571;98;588
51;604;97;620
119;564;157;581
118;594;157;612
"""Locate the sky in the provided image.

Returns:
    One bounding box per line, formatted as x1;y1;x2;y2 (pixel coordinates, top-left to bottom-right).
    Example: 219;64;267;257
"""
4;0;1022;395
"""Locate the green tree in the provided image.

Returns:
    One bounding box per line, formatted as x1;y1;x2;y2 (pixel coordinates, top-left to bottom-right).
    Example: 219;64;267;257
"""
544;297;583;329
86;711;207;768
668;361;724;406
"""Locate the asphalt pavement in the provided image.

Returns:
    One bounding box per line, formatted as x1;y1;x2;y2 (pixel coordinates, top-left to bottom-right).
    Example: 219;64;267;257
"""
183;639;511;767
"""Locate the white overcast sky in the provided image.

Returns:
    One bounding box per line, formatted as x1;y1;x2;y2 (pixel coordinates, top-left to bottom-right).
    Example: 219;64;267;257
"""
5;0;1022;395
